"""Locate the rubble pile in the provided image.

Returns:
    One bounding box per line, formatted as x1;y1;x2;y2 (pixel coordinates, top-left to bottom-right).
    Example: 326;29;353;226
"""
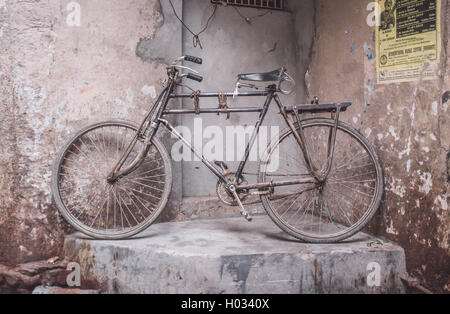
0;258;99;294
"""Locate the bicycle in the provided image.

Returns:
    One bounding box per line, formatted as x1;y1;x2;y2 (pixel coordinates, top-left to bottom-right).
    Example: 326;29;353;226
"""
51;55;384;243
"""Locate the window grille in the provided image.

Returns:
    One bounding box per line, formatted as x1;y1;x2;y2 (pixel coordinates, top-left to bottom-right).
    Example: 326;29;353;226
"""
211;0;284;10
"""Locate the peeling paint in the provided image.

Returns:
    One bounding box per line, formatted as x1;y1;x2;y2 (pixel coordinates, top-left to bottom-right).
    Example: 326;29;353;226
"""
430;101;438;116
398;135;412;159
389;126;400;141
141;85;157;98
386;221;399;235
418;171;433;195
23;85;47;111
429;133;437;141
434;195;448;211
0;23;7;38
406;159;411;172
350;42;356;55
389;177;406;198
135;0;180;64
0;0;176;265
386;103;393;113
410;102;416;120
126;88;135;107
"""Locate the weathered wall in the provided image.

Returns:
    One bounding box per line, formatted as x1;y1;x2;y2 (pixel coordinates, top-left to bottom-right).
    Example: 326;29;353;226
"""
307;0;449;292
0;0;315;264
289;0;316;103
1;0;448;294
0;0;182;264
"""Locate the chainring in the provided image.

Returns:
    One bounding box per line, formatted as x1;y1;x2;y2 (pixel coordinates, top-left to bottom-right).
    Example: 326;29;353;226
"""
216;173;249;206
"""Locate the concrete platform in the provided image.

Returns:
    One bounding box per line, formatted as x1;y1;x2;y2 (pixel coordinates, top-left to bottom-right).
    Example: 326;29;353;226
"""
64;215;406;294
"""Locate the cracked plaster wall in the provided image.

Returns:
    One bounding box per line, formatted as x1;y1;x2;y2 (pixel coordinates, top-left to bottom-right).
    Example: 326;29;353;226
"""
0;0;182;264
307;0;449;292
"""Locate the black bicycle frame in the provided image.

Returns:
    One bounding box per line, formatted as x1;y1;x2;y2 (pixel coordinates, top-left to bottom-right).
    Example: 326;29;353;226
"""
110;70;349;190
157;85;279;189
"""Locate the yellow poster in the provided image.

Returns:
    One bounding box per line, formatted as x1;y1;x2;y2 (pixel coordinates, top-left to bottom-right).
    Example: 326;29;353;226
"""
376;0;441;84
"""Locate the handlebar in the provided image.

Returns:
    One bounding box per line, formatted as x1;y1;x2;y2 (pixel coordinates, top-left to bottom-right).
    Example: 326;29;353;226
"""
184;55;203;65
171;56;203;83
186;73;203;82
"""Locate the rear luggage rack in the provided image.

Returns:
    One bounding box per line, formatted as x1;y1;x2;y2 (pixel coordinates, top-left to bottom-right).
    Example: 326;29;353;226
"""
284;102;352;114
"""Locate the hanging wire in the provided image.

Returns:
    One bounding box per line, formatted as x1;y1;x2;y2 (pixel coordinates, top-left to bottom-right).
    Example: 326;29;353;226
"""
232;6;271;24
168;0;218;49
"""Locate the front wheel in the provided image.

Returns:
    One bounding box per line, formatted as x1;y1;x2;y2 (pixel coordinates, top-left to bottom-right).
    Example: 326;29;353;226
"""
258;118;384;243
51;119;172;239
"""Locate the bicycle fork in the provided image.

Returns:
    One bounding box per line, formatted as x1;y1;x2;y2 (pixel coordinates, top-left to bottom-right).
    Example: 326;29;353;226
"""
107;80;176;183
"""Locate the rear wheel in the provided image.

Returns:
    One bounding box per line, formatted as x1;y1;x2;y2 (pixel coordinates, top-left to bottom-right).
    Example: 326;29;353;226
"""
258;118;383;243
51;119;172;239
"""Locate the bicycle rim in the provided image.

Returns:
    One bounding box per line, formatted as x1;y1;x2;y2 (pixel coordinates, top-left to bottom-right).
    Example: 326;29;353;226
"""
52;119;172;239
259;118;383;243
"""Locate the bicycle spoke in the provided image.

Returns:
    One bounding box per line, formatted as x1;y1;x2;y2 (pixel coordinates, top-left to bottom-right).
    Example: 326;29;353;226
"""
280;193;303;219
125;187;155;215
119;184;161;204
329;171;376;181
293;194;315;227
111;187;125;230
122;177;165;193
127;177;166;185
117;189;132;228
289;191;315;223
117;184;147;218
89;186;112;228
127;166;165;178
333;150;368;171
117;188;140;225
338;182;374;198
75;139;104;173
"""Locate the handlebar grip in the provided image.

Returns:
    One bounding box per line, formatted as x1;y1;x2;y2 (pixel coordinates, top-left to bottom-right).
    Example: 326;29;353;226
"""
186;73;203;82
184;55;203;64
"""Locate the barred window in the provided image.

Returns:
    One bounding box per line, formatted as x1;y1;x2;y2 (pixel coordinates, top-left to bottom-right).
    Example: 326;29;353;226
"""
211;0;284;10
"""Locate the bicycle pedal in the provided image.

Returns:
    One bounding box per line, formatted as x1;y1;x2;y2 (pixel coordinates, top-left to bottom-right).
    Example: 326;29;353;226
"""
229;186;253;222
241;211;253;222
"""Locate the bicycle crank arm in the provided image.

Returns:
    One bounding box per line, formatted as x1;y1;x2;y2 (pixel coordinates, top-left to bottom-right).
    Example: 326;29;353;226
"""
229;185;252;222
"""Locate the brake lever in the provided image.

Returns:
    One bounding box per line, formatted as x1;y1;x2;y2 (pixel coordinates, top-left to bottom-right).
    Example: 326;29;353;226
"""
172;56;184;65
172;65;199;74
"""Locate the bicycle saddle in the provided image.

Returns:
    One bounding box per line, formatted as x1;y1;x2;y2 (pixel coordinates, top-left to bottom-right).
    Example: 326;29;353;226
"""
237;68;285;82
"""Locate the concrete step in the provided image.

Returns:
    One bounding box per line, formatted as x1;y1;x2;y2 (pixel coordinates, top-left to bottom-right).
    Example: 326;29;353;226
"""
64;215;406;294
